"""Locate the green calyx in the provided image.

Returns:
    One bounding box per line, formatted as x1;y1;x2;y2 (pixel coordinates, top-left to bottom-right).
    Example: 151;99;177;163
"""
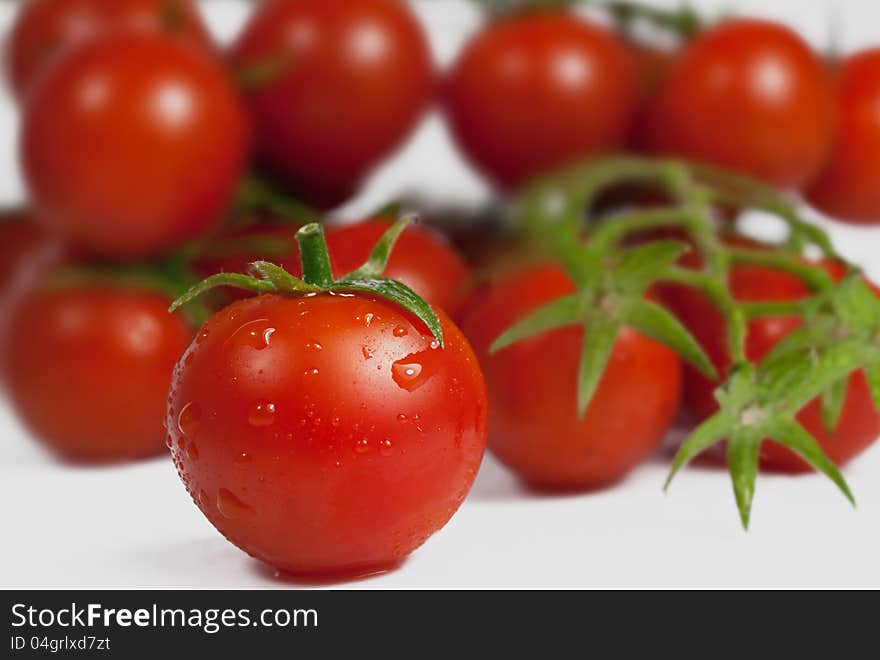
503;154;876;529
169;217;444;347
490;236;716;417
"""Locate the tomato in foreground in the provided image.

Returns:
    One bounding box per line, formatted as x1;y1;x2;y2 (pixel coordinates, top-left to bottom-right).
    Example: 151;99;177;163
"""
444;11;637;189
462;265;681;488
660;248;880;471
4;285;192;461
645;19;835;190
196;219;470;319
5;0;213;100
22;33;249;259
167;294;487;575
808;50;880;223
230;0;434;209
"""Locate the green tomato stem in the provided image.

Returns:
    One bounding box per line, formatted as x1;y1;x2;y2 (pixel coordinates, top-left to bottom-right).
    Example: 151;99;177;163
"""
295;223;335;288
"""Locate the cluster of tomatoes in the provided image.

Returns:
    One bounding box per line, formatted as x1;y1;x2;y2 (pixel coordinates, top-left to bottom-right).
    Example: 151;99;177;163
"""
2;0;880;579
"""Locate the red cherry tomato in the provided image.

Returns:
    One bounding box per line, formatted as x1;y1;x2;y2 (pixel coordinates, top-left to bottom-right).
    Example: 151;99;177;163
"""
196;219;471;319
230;0;434;209
4;285;192;461
461;265;681;488
659;245;880;472
5;0;213;100
645;19;836;190
22;32;249;259
444;12;637;189
808;50;880;223
167;294;487;575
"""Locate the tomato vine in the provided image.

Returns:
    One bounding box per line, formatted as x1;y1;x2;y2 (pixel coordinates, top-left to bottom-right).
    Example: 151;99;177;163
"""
503;155;880;527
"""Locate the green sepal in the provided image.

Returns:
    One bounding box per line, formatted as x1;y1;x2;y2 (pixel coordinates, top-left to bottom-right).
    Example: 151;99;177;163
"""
332;277;444;348
618;298;716;378
343;215;412;280
609;241;690;295
666;411;736;490
821;378;847;435
169;272;280;312
864;363;880;412
576;314;620;417
761;417;855;507
727;428;762;529
490;294;586;354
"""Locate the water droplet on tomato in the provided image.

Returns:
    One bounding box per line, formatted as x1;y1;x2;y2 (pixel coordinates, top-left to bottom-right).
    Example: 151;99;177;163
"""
217;489;255;519
177;402;202;437
362;345;374;360
364;313;374;327
393;360;429;392
392;349;443;392
397;413;407;422
248;402;276;427
304;367;319;377
305;340;323;351
165;434;173;449
186;442;200;461
393;326;408;337
198;489;210;507
234;451;251;464
378;438;394;456
354;438;370;454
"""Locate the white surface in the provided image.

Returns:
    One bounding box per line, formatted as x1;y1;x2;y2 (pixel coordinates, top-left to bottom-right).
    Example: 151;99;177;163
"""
3;0;880;589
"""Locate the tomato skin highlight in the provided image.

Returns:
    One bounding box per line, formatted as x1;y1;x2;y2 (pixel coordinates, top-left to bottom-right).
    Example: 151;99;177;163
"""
645;19;836;190
808;50;880;223
659;251;880;472
5;0;213;101
4;286;192;461
196;220;471;320
444;12;637;190
230;0;434;209
167;294;488;575
461;266;681;488
22;33;249;259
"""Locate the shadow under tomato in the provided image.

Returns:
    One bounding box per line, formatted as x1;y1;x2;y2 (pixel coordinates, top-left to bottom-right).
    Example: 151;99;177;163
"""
250;559;405;587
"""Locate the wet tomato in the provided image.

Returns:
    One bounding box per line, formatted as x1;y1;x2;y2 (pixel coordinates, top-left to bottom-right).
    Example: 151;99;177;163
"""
5;0;213;100
645;19;836;190
808;50;880;223
4;284;192;461
230;0;434;209
22;32;249;259
167;293;487;576
461;265;681;488
444;11;637;189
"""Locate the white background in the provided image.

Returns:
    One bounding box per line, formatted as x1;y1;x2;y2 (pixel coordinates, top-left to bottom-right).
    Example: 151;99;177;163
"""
3;0;880;589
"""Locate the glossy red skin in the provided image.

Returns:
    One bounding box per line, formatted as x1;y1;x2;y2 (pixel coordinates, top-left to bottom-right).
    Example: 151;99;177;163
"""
167;294;487;576
645;19;836;190
461;266;681;488
0;212;59;299
22;33;249;259
196;220;471;320
5;0;213;100
808;50;880;223
660;253;880;472
230;0;434;209
4;286;192;461
444;12;637;190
